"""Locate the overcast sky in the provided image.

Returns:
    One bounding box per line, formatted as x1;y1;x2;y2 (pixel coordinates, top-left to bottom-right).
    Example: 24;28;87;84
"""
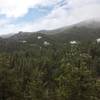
0;0;100;35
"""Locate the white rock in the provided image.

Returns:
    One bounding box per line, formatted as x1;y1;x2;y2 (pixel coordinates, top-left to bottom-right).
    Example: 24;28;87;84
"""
37;36;42;39
70;41;77;44
20;40;27;43
44;41;50;46
96;38;100;43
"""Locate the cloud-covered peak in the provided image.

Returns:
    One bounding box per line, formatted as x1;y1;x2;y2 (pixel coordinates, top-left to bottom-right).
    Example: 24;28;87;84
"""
0;0;100;35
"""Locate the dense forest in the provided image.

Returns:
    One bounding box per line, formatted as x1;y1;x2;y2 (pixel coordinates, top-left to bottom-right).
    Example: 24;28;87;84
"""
0;36;100;100
0;0;100;99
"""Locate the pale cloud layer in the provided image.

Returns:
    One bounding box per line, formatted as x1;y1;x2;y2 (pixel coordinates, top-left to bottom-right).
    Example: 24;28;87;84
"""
0;0;60;18
0;0;100;35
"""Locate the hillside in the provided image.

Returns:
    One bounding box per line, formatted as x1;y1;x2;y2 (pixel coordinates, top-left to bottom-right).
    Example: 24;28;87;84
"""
0;20;100;100
46;20;100;42
0;20;100;52
6;20;100;41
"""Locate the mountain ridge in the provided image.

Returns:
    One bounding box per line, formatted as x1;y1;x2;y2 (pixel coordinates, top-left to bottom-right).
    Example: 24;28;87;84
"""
1;20;100;42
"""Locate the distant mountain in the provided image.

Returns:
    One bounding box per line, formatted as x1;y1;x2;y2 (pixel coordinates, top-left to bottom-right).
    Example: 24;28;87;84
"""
46;20;100;42
0;20;100;52
2;20;100;41
75;20;100;28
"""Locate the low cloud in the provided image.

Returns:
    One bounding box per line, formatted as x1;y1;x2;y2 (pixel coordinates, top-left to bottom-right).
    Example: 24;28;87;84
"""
0;0;100;35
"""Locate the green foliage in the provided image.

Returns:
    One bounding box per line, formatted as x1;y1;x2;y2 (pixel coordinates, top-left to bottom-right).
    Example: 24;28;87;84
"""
0;41;100;100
